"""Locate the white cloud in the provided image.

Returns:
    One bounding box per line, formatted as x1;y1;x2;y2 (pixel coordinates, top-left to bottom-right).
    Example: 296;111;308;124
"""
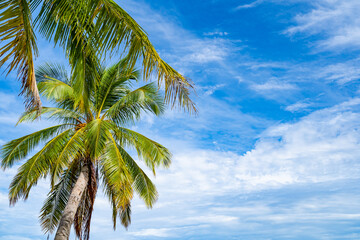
155;98;360;198
314;59;360;84
185;40;229;63
286;0;360;51
251;80;297;92
130;228;174;237
285;101;312;112
200;84;226;96
119;0;234;68
235;0;265;10
203;31;229;37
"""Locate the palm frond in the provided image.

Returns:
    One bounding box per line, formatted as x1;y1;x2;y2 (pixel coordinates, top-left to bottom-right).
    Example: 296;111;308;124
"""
103;132;158;208
0;0;41;109
40;159;80;234
113;126;171;174
17;107;84;125
116;144;158;208
0;124;72;169
8;129;74;205
95;59;139;117
35;0;101;114
100;140;133;229
35;0;196;112
91;0;196;112
104;83;165;126
37;77;74;101
84;119;112;159
50;127;86;187
36;62;70;84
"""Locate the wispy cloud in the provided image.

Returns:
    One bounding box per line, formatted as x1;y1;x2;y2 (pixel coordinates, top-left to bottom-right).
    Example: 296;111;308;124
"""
315;58;360;84
251;80;297;91
130;228;174;237
199;83;226;96
203;31;229;37
235;0;265;10
285;101;312;112
285;0;360;51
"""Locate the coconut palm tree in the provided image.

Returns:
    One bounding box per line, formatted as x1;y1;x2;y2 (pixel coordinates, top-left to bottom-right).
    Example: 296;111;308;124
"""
0;0;195;112
0;59;171;240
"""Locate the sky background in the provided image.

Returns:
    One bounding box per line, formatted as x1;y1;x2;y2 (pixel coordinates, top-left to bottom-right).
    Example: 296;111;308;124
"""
1;0;360;239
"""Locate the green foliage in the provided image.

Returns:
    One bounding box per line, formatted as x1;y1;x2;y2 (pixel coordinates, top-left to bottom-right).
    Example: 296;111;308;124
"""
40;160;80;234
0;0;196;112
0;60;172;237
0;0;40;108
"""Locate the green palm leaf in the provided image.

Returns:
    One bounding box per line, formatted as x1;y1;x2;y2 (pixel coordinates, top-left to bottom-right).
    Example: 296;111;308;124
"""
91;0;196;112
105;82;165;125
113;126;171;173
18;107;84;125
8;129;74;205
1;124;73;169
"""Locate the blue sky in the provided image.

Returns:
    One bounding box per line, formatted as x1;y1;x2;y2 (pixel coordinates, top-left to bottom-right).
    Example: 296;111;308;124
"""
1;0;360;239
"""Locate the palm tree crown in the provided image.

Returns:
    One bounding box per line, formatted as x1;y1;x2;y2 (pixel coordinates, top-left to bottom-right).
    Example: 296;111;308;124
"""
0;59;171;239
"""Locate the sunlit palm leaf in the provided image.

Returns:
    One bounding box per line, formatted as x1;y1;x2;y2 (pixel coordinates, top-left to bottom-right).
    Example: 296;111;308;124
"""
116;144;158;208
105;83;165;125
0;124;73;169
91;0;196;112
112;126;171;173
18;107;84;125
0;0;41;108
8;129;74;205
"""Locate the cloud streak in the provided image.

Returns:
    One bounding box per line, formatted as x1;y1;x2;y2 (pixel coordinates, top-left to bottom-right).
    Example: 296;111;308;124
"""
286;0;360;51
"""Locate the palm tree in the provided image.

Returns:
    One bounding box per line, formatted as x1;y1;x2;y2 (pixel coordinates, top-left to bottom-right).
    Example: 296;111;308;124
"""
0;0;195;112
0;59;171;240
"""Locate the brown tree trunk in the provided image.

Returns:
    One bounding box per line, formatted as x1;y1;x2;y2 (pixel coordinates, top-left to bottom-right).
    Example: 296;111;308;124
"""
54;164;89;240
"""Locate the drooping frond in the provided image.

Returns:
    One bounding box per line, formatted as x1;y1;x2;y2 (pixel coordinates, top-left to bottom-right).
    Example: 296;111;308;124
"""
101;169;133;230
104;83;165;126
91;0;196;112
112;126;171;174
0;0;41;108
8;129;74;205
100;138;133;229
103;132;158;208
95;59;139;117
116;144;158;208
119;202;131;229
40;159;80;234
0;124;72;169
17;107;84;125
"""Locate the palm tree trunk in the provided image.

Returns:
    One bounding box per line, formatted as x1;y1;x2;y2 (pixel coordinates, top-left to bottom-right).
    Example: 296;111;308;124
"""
54;163;89;240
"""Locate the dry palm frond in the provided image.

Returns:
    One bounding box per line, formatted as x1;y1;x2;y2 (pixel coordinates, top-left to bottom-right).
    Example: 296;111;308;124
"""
0;0;41;109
